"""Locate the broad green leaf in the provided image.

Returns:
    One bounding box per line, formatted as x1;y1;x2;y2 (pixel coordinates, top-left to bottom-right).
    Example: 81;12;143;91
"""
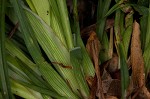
10;1;78;98
16;80;65;99
16;59;52;90
38;62;78;99
26;0;50;25
72;0;95;77
11;79;43;99
55;0;74;49
10;0;44;63
24;7;81;96
70;47;89;98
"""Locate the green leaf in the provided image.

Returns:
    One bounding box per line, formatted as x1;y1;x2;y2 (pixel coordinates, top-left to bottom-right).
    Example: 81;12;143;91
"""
10;0;44;63
0;0;12;98
105;1;123;17
16;58;53;90
70;47;89;98
97;0;111;40
55;0;74;49
11;79;43;99
132;4;149;16
16;80;65;99
72;0;95;77
10;1;78;98
118;44;129;98
6;39;37;71
122;11;133;58
26;0;50;25
24;7;82;96
140;16;148;50
143;3;150;75
38;62;79;99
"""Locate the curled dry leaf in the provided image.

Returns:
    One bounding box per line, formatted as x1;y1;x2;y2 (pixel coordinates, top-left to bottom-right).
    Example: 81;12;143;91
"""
86;31;105;99
131;21;150;98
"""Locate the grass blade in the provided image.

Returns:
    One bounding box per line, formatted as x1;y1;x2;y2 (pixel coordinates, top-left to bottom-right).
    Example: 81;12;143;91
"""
72;0;95;77
16;80;65;99
26;0;50;25
122;10;133;58
0;0;12;98
55;0;74;49
24;7;81;96
118;44;129;98
10;1;78;98
10;0;44;63
96;0;111;41
143;3;150;75
11;79;43;99
70;47;89;98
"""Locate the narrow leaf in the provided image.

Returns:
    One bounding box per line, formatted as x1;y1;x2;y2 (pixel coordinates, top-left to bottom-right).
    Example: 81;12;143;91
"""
0;0;12;98
118;44;129;98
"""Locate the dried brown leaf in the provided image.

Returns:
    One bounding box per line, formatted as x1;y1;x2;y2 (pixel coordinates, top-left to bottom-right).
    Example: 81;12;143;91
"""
102;79;113;94
102;79;121;98
131;21;150;98
107;79;121;98
86;31;105;99
131;21;145;88
89;75;97;99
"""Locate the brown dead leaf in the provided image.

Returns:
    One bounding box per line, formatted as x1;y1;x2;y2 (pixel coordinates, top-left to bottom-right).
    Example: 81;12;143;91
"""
102;69;112;81
131;21;150;98
88;75;97;99
131;20;144;88
86;31;105;99
102;79;121;98
102;79;113;94
107;79;121;98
